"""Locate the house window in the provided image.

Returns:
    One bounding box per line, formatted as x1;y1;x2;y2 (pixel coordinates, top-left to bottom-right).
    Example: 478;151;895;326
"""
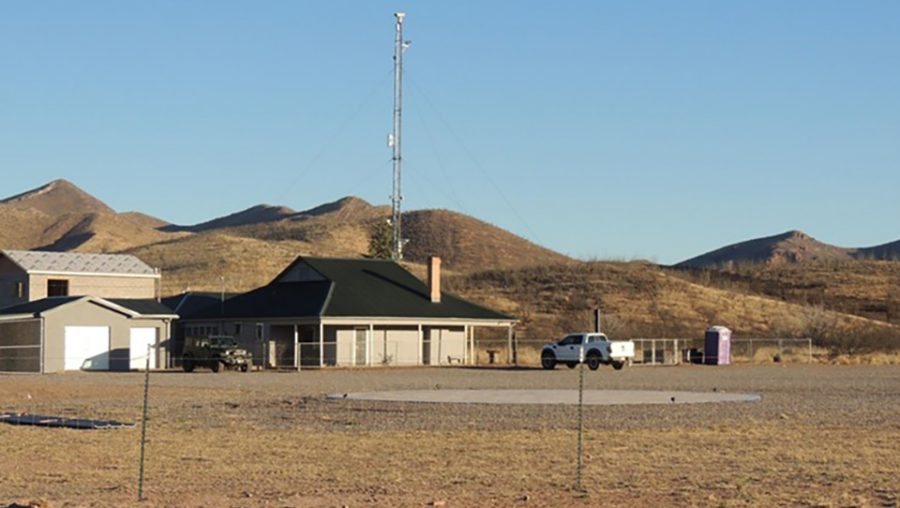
47;279;69;297
14;281;24;299
256;323;264;341
234;323;242;336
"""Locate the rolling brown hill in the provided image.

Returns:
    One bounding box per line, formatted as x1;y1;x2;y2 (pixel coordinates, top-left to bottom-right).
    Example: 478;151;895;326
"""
677;230;851;268
447;261;900;352
678;230;900;268
3;179;898;352
0;180;185;252
0;179;113;216
859;239;900;261
670;259;900;327
164;204;298;233
402;209;572;271
0;180;568;277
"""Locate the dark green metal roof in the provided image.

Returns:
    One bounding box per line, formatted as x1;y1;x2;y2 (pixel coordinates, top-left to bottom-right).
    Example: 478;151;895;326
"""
303;257;512;320
0;297;81;316
108;299;178;316
0;297;176;318
187;257;513;321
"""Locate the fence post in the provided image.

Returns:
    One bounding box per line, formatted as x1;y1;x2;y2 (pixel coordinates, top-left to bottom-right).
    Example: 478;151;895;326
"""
808;338;813;364
575;355;585;492
138;344;151;501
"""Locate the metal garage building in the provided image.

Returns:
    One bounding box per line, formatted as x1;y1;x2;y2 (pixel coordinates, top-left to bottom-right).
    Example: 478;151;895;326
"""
0;296;177;373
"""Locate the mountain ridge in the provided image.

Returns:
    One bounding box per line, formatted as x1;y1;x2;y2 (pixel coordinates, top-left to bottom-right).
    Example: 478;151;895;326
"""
678;230;900;268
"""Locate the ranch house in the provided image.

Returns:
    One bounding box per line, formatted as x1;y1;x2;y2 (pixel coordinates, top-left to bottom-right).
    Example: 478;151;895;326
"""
172;256;515;369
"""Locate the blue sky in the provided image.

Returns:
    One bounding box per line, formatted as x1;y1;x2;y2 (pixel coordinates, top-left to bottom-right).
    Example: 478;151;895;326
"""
1;1;898;264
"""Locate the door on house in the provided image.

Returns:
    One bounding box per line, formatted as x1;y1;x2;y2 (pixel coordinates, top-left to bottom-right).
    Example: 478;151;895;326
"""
354;328;367;366
129;327;157;370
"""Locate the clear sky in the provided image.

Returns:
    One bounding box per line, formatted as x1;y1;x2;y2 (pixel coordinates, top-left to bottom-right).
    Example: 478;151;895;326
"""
1;1;898;264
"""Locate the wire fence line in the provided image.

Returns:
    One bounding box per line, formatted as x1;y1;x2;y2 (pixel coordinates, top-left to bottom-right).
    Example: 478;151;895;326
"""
0;337;817;375
471;338;816;366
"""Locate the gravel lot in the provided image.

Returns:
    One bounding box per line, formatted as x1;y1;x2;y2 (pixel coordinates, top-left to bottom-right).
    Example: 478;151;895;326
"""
1;365;898;507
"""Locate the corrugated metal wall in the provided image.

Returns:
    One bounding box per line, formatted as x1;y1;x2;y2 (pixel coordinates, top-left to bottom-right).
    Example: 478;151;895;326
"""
0;319;42;372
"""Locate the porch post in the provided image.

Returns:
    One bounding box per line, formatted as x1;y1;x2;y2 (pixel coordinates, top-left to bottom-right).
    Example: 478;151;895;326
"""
507;325;514;364
319;321;325;367
471;327;476;365
417;324;423;365
368;323;374;366
294;324;300;371
463;325;469;365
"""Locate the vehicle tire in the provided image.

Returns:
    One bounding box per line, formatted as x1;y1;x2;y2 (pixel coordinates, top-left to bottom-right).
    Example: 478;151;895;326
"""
566;362;577;369
240;363;249;373
541;351;557;370
586;351;601;371
182;355;195;373
612;361;625;371
210;361;221;373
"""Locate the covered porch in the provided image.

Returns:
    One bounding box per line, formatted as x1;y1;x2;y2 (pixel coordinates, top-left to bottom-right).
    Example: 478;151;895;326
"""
265;317;515;369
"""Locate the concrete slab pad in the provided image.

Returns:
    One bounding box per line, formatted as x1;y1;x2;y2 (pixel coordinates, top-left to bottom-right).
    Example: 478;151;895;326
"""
328;389;760;405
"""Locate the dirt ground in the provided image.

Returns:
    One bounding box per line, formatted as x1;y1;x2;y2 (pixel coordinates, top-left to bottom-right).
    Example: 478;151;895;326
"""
1;365;898;507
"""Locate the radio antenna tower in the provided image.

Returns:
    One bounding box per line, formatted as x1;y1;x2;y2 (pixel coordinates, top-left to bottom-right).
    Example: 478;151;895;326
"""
389;12;410;260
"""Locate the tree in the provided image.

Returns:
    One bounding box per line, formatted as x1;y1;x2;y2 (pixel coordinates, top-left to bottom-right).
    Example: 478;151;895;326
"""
368;220;394;260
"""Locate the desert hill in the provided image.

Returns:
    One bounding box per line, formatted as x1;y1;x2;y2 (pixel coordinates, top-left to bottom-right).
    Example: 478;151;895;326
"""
677;230;850;267
859;239;900;261
0;180;184;252
2;179;898;352
0;180;567;274
402;209;572;270
670;259;900;328
119;211;171;229
447;261;900;352
0;179;113;216
677;230;900;268
163;204;297;233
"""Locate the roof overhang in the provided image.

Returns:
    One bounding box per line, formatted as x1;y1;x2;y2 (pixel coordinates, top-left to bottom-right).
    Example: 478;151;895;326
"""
26;270;160;279
180;315;516;327
0;313;40;322
5;296;178;320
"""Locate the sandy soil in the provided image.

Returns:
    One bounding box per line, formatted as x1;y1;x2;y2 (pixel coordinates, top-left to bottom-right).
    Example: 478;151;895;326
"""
1;365;898;507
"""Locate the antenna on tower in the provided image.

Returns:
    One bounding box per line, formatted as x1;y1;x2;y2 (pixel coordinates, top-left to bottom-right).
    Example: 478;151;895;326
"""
390;11;410;260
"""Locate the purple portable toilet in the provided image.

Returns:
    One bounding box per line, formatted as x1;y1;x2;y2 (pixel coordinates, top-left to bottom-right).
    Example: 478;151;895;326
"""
704;326;732;365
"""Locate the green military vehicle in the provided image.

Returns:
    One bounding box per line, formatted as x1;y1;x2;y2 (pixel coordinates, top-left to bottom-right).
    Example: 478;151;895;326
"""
182;335;253;373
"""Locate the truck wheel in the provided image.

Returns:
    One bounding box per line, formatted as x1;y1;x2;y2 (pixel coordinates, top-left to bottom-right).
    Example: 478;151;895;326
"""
210;361;221;373
182;355;195;373
541;351;557;370
586;352;601;371
612;361;625;370
566;362;577;369
240;364;249;373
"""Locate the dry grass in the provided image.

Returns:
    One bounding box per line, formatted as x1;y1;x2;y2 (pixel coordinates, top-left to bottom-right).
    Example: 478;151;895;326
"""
670;260;900;327
1;366;898;507
447;262;900;352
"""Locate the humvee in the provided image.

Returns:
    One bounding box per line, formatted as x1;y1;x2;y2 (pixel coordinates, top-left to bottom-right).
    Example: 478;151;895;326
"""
182;335;252;373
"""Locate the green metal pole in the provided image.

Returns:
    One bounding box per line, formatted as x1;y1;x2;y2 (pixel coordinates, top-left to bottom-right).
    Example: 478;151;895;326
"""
138;345;151;501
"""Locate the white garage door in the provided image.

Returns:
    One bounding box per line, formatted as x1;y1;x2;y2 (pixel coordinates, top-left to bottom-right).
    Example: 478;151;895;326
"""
64;326;110;371
130;328;157;370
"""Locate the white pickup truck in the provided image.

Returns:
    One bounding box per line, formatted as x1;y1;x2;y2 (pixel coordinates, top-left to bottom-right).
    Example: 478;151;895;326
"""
540;333;634;371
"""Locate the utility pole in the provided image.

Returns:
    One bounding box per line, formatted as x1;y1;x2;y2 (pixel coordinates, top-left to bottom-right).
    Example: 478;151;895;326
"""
390;12;409;260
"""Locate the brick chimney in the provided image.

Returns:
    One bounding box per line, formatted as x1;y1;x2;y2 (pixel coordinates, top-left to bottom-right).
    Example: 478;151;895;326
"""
428;256;441;303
